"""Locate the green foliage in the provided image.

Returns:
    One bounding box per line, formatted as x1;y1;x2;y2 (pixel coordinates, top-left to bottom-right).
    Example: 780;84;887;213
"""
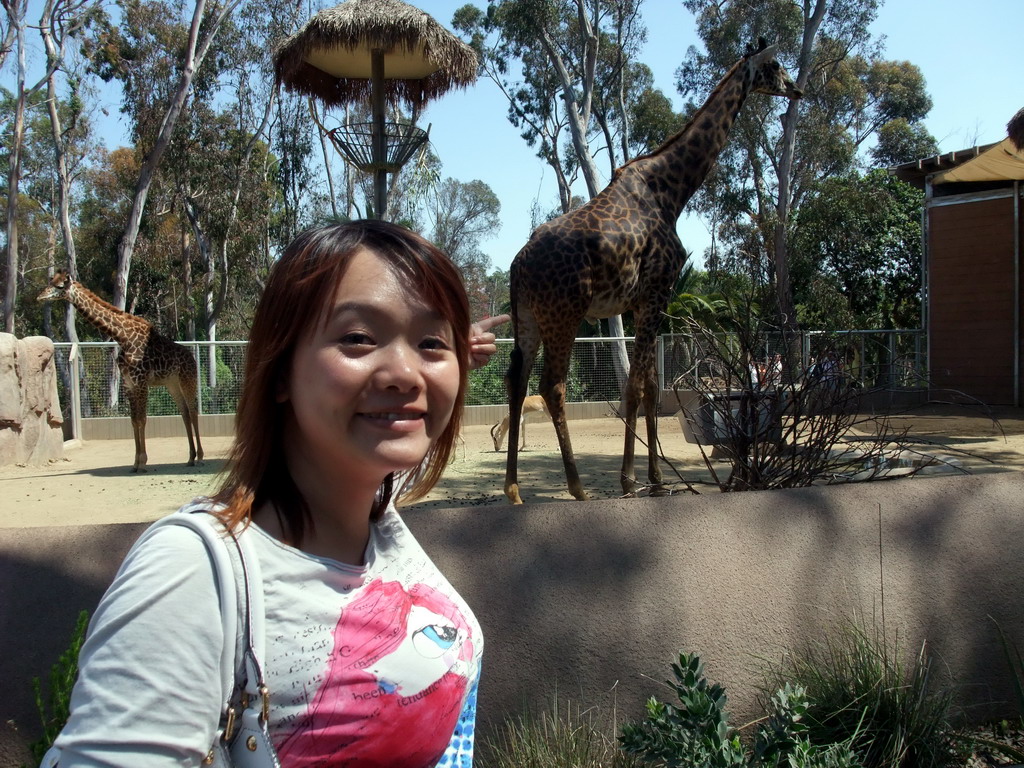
619;651;861;768
467;354;510;406
761;619;955;768
662;265;729;333
870;119;939;167
627;84;686;157
791;170;924;330
25;610;89;766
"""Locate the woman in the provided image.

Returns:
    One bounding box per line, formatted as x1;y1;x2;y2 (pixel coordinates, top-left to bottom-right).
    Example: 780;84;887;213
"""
45;220;509;767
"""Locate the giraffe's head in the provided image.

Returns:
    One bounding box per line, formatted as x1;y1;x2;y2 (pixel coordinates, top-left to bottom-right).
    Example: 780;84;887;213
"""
37;270;72;302
744;38;802;100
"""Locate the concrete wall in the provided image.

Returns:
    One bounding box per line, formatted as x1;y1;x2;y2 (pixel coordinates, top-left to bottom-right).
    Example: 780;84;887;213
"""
2;472;1023;766
0;333;64;467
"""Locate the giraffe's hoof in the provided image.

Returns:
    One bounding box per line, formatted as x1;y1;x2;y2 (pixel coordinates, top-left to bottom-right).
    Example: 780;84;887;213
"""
650;485;671;497
504;484;523;505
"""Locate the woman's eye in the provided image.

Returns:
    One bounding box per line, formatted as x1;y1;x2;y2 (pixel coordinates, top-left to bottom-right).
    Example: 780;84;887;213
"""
420;336;451;351
340;333;373;345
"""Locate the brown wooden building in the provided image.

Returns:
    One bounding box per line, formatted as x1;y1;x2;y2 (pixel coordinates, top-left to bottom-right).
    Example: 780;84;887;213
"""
893;139;1024;405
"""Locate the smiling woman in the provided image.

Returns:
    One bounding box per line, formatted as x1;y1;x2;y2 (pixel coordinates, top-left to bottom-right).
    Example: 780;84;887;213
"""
42;220;506;768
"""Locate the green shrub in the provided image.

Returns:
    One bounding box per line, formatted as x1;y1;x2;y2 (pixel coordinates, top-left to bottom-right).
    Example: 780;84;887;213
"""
619;651;861;768
25;610;89;766
761;620;955;768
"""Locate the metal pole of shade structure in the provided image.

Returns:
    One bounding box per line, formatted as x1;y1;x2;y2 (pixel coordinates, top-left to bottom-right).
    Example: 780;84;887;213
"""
371;49;387;219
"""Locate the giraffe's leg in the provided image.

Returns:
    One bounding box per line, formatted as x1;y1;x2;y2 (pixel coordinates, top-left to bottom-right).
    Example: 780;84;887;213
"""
641;356;667;496
167;375;203;466
127;384;149;473
622;322;666;496
540;341;587;501
504;336;538;504
619;362;641;496
184;357;203;464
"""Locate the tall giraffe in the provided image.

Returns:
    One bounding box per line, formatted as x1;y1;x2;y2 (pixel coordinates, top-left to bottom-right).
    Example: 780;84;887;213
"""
504;40;801;504
37;271;204;473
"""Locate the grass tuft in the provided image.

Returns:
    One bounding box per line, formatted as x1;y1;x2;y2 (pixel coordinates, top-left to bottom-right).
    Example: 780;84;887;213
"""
478;695;639;768
761;616;956;768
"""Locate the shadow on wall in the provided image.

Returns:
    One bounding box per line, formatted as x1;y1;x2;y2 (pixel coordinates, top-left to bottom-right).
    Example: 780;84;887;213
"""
2;473;1024;766
0;524;146;767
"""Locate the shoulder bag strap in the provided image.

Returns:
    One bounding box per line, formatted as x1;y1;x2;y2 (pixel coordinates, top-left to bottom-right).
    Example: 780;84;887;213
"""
130;512;240;709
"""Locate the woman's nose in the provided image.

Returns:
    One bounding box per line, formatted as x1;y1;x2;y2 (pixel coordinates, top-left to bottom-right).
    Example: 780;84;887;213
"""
375;342;424;391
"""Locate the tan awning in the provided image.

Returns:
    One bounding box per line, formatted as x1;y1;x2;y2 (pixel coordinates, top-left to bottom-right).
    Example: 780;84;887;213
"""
932;138;1024;184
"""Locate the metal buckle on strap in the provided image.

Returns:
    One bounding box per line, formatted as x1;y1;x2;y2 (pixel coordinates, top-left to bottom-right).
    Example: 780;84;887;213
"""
259;685;270;723
223;705;237;742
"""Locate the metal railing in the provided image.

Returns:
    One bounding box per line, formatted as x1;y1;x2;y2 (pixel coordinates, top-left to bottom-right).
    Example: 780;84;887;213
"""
52;329;925;436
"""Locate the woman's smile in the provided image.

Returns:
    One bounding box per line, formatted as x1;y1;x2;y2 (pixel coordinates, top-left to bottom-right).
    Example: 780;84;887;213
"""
358;409;428;432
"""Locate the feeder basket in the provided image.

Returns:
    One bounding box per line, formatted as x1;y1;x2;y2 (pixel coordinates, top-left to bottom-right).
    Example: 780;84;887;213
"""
327;121;429;173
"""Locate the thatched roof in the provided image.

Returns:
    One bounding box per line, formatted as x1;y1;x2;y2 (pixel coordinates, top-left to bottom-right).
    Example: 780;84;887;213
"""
274;0;477;108
1008;107;1024;152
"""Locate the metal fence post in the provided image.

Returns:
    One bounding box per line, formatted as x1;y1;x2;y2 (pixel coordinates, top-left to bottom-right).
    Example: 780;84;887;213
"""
194;343;204;416
657;335;665;392
70;342;82;441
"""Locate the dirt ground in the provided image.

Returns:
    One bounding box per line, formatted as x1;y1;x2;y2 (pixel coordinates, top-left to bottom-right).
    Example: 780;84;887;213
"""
4;403;1024;528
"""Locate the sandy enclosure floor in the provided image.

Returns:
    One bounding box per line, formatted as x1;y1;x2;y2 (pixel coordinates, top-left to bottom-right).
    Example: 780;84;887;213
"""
3;404;1024;528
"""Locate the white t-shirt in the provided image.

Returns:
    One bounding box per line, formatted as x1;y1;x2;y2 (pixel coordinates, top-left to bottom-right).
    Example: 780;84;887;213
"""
46;500;483;768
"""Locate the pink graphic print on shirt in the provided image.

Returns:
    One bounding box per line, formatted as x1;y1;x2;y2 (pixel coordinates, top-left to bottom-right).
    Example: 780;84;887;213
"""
275;579;476;767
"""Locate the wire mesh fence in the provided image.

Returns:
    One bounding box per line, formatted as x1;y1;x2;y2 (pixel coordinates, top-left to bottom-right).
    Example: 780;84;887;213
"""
662;329;926;391
53;330;924;431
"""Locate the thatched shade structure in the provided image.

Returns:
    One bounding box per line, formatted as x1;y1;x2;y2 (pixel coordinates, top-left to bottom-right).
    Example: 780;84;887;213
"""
273;0;477;218
1009;108;1024;152
274;0;477;109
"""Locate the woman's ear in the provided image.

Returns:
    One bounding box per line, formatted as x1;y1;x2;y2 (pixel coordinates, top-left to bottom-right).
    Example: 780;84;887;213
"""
275;373;290;403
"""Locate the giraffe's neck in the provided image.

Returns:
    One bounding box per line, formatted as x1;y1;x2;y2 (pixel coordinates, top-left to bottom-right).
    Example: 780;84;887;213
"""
67;282;149;346
624;58;754;216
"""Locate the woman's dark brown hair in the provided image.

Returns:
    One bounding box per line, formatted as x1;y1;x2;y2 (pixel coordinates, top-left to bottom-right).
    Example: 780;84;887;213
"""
212;220;471;546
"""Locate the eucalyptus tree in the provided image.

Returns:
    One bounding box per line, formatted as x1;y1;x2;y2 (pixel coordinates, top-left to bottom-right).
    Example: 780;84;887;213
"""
425;176;501;320
89;0;244;312
454;0;650;389
1;0;96;332
676;0;934;330
164;0;299;383
0;0;16;74
39;4;104;346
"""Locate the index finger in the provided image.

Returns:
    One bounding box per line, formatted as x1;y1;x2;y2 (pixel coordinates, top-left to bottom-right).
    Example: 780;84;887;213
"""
472;314;511;336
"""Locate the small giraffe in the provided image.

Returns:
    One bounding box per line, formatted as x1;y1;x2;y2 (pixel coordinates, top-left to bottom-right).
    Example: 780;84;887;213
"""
504;40;801;504
37;271;203;473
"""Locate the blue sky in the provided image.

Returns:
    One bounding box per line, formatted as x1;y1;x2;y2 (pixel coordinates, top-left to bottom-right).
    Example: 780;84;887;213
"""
418;0;1022;272
13;0;1019;274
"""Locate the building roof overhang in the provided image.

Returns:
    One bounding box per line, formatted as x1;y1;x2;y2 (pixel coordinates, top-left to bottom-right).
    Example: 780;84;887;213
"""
891;139;1024;190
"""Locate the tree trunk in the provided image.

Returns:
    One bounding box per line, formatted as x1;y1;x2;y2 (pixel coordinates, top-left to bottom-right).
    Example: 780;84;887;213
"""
42;23;82;350
2;0;26;333
771;0;826;332
112;0;240;310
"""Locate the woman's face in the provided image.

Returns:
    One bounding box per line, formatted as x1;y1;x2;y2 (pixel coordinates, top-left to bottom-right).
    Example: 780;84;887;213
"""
279;247;461;489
